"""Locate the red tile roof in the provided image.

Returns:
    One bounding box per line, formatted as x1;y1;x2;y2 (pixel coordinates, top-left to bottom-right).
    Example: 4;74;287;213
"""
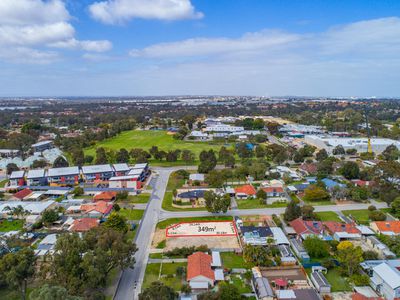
93;191;117;202
234;185;256;195
299;163;318;174
70;218;99;232
81;201;113;215
290;218;324;236
373;221;400;234
187;252;214;281
323;221;361;234
13;188;33;200
352;293;384;300
262;187;284;193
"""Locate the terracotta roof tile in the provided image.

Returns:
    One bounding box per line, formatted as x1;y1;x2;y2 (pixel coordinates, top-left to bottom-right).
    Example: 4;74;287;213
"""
187;252;214;281
70;218;99;232
234;185;256;195
373;221;400;234
93;191;117;202
81;201;113;215
324;221;361;234
13;188;33;200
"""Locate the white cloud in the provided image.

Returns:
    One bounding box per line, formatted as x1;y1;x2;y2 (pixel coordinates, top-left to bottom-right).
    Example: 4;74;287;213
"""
0;0;112;64
130;30;300;58
0;0;70;25
89;0;203;24
50;39;113;52
0;47;59;64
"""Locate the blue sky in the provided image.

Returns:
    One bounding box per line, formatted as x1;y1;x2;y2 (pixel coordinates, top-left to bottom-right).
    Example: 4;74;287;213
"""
1;0;400;97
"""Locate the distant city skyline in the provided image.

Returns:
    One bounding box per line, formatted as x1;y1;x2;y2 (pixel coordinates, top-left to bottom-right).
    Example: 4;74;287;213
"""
1;0;400;97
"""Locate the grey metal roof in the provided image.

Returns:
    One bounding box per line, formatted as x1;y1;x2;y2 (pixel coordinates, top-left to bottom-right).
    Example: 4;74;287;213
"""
32;140;53;147
27;169;46;179
311;271;330;288
82;164;113;174
133;163;148;169
113;163;130;172
48;166;80;177
9;170;25;179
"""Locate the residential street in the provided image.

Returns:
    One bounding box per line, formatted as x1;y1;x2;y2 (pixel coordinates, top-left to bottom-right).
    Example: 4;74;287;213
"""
114;167;389;299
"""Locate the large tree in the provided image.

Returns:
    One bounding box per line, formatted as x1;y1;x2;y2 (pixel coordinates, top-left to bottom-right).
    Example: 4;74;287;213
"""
336;241;363;276
303;185;330;203
53;156;69;168
0;248;36;300
30;284;82;300
103;212;128;232
284;200;302;222
139;281;177;300
303;236;330;258
340;161;360;179
204;191;231;213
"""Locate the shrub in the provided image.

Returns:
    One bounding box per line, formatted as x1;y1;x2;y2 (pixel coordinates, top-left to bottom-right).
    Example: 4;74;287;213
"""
369;210;386;221
350;274;370;286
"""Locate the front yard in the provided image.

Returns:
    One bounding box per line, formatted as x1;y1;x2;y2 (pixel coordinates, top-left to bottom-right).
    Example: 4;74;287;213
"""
118;209;144;221
236;199;287;209
315;211;341;222
142;262;187;291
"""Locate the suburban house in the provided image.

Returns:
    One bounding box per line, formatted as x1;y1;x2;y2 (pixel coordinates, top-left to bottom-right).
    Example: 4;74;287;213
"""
35;234;58;256
109;175;140;189
11;188;33;200
234;184;257;199
31;140;54;152
321;178;346;190
276;289;321;300
252;267;274;300
370;261;400;300
176;189;207;206
323;222;362;241
82;164;114;183
261;186;285;200
290;218;324;240
69;218;100;232
298;163;318;176
187;252;224;290
80;201;113;218
240;225;273;246
189;173;205;184
112;163;131;176
9;170;25;187
47;166;80;186
370;221;400;236
26;169;47;186
269;166;301;181
93;191;117;202
0;200;56;218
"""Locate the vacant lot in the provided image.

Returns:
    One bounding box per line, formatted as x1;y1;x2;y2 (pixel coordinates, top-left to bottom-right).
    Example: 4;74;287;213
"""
84;130;228;165
118;209;144;221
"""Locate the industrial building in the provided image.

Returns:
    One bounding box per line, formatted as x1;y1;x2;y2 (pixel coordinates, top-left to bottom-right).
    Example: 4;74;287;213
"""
304;135;400;154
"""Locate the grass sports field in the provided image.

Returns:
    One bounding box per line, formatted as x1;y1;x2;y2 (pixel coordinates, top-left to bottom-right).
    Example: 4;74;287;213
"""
84;130;229;165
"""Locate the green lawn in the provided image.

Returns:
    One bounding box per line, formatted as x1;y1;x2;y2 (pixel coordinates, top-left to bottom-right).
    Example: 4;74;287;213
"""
162;192;207;212
315;211;341;222
128;193;150;203
0;179;8;188
221;252;254;269
342;209;371;224
142;262;186;291
149;253;164;259
0;219;24;232
325;269;352;292
229;276;253;294
118;209;144;220
236;199;287;209
157;216;233;229
166;171;187;191
84;130;229;166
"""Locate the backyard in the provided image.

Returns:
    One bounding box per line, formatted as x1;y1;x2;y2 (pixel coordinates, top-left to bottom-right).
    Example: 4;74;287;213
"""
325;268;352;292
0;219;24;232
118;208;144;220
142;262;187;291
221;252;254;269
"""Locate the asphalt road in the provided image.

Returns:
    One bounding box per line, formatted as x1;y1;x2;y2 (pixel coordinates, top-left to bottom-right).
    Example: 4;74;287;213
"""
114;168;173;300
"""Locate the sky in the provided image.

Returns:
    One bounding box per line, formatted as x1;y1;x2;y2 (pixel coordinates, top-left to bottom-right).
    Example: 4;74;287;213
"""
1;0;400;97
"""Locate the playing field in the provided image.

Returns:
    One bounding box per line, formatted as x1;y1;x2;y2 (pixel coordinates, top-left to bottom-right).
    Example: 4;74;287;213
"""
84;129;229;165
